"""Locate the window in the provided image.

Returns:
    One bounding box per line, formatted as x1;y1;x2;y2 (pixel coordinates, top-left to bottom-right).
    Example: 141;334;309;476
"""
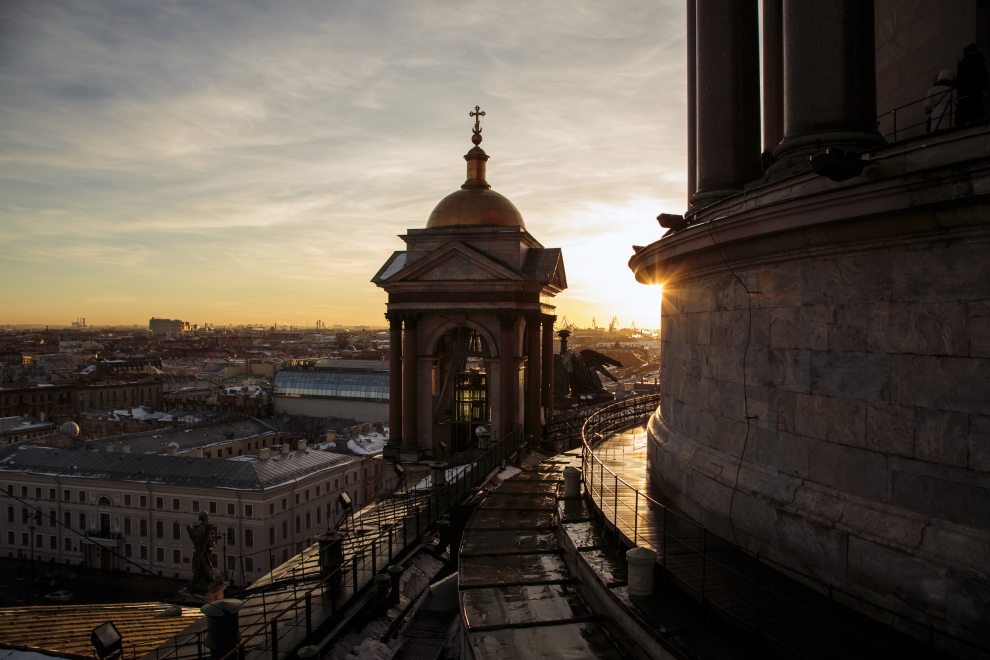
63;489;70;502
49;535;57;549
353;471;357;483
64;537;72;551
173;549;181;564
156;521;164;539
49;509;56;527
21;508;29;524
64;511;71;529
140;495;147;508
124;543;132;558
140;545;148;560
295;516;301;533
192;500;200;513
123;518;132;535
78;513;86;530
5;506;11;523
209;501;217;514
269;527;275;544
172;498;180;511
305;512;310;529
48;488;55;501
326;481;331;493
294;493;300;505
124;494;131;506
227;503;235;516
316;486;320;496
245;529;254;548
335;478;339;489
245;505;253;518
281;498;287;511
7;531;13;545
172;522;180;540
21;486;27;497
244;557;254;572
157;548;164;563
226;527;235;546
316;507;321;524
227;554;236;570
21;533;28;546
140;519;148;537
155;497;164;510
269;503;275;515
78;491;86;503
282;521;288;540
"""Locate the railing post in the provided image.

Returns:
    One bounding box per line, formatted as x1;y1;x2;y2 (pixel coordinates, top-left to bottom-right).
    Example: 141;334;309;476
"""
305;592;312;638
826;584;832;658
754;552;760;634
633;490;639;546
389;529;393;563
352;558;358;594
270;619;278;660
372;540;377;574
613;474;618;533
701;528;708;605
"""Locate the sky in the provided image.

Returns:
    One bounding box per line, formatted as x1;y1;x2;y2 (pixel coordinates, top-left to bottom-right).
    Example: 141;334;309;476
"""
0;0;685;329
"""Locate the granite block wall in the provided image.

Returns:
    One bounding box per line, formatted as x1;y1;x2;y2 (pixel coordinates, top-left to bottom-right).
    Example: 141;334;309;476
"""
647;230;990;638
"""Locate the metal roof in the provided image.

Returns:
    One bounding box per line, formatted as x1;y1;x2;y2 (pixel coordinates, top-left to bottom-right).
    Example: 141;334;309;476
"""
0;444;361;492
88;417;275;455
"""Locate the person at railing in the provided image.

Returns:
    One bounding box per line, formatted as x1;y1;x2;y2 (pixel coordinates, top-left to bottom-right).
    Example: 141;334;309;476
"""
924;70;954;132
956;43;988;126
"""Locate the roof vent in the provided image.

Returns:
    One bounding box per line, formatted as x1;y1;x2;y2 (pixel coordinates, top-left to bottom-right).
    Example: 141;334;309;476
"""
259;448;271;460
122;443;130;454
166;442;179;457
282;444;290;455
297;439;307;451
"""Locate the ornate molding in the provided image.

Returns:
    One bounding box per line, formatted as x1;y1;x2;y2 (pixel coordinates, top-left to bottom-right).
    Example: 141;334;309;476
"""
402;312;423;330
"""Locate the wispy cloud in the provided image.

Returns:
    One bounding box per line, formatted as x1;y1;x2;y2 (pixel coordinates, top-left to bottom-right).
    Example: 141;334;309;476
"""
0;0;685;327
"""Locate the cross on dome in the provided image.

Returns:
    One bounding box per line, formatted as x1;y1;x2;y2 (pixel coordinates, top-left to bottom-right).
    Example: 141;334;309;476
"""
469;105;485;145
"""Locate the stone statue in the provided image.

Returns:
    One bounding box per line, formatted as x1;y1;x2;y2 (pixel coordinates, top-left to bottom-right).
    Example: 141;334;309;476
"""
186;511;222;594
554;330;622;406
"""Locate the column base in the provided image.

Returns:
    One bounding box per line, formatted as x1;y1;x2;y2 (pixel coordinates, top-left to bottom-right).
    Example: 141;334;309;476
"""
768;130;885;177
399;445;424;462
383;442;401;461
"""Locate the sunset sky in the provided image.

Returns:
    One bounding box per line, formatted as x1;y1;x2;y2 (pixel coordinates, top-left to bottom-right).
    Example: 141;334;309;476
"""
0;0;685;329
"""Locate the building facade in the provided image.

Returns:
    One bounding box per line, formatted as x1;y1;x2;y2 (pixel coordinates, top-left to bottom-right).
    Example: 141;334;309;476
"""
0;442;366;587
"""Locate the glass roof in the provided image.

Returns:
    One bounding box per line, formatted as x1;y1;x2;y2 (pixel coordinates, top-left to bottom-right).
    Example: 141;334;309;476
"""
274;370;388;401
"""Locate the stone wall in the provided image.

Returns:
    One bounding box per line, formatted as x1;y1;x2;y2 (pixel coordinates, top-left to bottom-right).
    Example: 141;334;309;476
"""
647;203;990;640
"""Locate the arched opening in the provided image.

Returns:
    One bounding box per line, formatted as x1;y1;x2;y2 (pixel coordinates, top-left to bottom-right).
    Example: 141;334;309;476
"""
431;327;491;453
97;497;112;537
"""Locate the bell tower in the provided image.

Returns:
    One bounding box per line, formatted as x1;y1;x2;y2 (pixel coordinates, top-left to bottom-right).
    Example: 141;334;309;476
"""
373;108;566;461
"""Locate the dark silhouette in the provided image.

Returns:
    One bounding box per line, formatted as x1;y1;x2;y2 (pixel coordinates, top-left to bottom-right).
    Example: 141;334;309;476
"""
956;43;988;126
186;511;222;594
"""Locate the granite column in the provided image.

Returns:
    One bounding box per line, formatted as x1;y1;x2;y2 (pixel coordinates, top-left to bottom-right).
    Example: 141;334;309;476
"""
496;312;517;442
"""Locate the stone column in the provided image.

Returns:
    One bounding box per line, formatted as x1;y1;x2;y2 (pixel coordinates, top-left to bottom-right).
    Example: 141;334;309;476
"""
692;0;761;208
762;0;784;162
769;0;884;173
384;312;402;457
524;312;542;442
401;313;420;450
686;0;697;208
541;314;555;417
496;311;517;441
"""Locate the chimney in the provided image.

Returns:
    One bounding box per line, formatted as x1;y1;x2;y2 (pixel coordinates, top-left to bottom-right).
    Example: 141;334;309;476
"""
195;448;204;458
122;443;131;454
106;444;114;453
282;444;290;455
259;447;271;460
297;439;307;451
325;431;337;442
166;442;178;456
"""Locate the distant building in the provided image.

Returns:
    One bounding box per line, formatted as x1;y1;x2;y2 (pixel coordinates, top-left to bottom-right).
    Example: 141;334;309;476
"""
0;416;53;445
273;360;388;423
0;441;366;585
149;318;186;336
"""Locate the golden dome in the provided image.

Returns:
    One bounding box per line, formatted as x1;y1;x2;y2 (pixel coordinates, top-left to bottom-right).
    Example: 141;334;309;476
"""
426;187;526;229
425;112;525;229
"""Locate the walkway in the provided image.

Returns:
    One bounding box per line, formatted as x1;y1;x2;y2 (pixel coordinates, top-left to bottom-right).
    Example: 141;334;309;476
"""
589;427;980;660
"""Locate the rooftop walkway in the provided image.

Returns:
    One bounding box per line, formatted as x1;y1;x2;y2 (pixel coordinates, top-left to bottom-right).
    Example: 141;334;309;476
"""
587;425;986;660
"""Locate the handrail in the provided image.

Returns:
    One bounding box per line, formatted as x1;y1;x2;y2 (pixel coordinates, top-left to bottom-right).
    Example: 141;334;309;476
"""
877;87;955;141
580;394;990;660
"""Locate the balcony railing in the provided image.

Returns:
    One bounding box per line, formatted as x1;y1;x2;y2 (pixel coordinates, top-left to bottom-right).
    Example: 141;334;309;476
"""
580;394;990;660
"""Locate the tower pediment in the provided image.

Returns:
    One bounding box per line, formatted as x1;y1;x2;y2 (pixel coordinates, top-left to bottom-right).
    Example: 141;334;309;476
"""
382;241;525;284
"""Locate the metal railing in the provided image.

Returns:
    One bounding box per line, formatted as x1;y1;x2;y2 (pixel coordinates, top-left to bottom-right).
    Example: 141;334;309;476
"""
878;87;955;142
147;427;525;660
580;395;990;660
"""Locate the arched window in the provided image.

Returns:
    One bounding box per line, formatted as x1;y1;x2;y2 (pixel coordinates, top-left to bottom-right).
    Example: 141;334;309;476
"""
97;496;112;507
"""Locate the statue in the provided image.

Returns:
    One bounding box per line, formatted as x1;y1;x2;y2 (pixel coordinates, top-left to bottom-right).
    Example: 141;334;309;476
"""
186;511;222;594
554;330;622;406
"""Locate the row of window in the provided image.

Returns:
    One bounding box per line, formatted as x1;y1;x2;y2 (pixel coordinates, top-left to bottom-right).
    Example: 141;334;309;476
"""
6;487;256;517
4;532;256;572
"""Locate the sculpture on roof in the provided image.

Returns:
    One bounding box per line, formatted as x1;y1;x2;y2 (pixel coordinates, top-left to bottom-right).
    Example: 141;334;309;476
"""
186;511;222;594
554;330;622;406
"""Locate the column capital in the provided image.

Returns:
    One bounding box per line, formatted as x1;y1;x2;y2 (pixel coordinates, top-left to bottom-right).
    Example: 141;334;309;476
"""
402;312;422;330
522;310;542;326
495;311;517;331
384;312;403;329
541;314;557;325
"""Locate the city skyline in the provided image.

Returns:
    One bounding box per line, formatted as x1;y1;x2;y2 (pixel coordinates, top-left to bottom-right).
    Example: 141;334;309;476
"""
1;0;677;328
